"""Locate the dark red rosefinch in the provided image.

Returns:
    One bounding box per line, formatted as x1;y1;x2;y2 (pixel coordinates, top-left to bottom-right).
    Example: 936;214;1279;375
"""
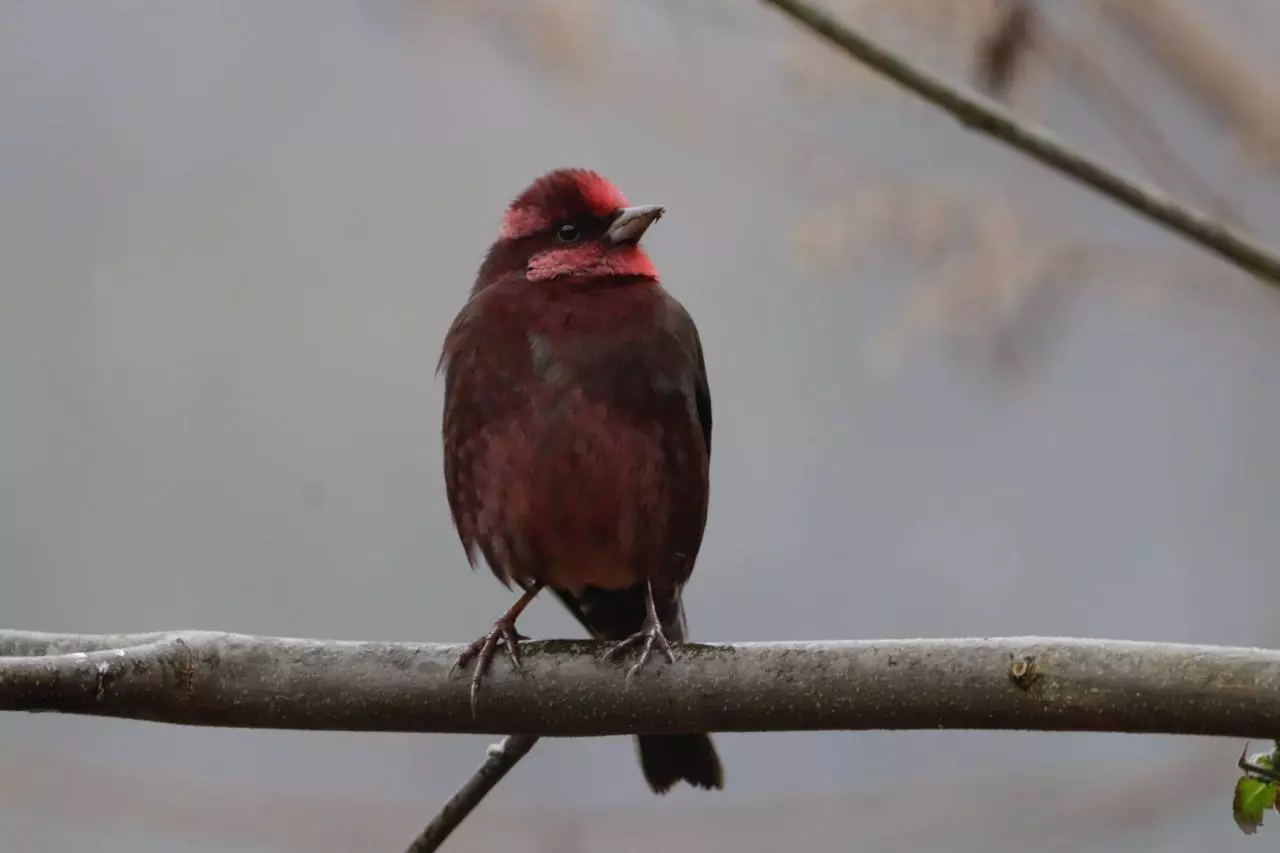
438;168;723;794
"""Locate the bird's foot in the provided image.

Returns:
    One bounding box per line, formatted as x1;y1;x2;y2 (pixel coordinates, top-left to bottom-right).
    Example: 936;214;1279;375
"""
450;618;529;715
603;618;677;681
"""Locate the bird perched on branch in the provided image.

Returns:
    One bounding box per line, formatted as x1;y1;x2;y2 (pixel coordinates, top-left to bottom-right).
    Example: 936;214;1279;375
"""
438;168;723;794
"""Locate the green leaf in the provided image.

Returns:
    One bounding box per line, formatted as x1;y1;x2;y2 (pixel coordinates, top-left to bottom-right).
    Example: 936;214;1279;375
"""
1234;776;1278;834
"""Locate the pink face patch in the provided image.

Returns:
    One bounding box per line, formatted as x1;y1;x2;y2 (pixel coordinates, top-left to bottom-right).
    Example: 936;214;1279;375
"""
499;169;631;241
526;244;658;282
498;207;550;241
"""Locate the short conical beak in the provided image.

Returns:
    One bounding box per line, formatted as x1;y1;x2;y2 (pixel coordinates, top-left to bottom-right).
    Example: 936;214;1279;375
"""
606;205;664;244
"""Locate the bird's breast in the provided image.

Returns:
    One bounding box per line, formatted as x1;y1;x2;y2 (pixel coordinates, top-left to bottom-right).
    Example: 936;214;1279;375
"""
443;287;708;592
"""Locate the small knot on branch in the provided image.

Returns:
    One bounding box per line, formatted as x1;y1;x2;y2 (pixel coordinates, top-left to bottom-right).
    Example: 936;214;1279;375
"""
1009;654;1039;690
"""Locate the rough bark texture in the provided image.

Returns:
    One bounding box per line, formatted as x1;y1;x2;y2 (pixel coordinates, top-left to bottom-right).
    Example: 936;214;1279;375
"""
3;630;1280;737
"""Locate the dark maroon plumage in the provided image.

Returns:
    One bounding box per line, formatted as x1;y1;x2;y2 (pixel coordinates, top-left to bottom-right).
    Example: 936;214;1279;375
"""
438;168;722;793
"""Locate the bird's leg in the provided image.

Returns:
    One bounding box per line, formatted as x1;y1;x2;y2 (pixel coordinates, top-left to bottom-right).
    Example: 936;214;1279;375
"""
603;580;677;680
451;581;543;713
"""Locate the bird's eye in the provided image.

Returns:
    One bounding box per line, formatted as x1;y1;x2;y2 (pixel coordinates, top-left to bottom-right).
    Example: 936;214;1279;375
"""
556;223;580;243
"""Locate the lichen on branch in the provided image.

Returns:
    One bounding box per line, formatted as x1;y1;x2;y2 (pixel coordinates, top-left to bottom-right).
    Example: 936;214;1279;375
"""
2;630;1280;738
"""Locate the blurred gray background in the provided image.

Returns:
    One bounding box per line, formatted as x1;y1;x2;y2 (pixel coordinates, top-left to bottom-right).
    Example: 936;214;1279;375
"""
4;0;1280;849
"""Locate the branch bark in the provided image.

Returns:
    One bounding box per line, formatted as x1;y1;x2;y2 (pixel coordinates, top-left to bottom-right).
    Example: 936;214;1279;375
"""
3;630;1280;737
757;0;1280;289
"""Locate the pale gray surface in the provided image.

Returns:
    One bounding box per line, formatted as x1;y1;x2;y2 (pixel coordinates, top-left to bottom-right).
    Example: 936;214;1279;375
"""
9;631;1280;739
2;1;1280;850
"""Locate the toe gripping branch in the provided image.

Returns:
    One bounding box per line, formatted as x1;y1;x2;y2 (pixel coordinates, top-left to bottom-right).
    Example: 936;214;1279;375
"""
603;580;677;680
450;581;542;714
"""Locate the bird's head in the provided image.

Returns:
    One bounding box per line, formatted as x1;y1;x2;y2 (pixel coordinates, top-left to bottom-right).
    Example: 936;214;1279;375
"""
473;168;663;292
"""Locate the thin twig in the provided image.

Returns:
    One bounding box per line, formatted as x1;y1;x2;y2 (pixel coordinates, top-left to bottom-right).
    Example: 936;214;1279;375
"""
757;0;1280;288
5;630;1280;737
405;735;539;853
1034;14;1244;225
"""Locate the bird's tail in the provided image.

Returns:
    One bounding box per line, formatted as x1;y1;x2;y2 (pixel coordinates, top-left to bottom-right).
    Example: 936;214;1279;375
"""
546;581;725;794
636;732;724;794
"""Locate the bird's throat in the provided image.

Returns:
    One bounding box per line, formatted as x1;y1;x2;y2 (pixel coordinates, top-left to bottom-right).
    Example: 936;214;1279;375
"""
526;243;657;282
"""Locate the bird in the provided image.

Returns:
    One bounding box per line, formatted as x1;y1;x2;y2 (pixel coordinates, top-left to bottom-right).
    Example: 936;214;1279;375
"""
437;168;723;794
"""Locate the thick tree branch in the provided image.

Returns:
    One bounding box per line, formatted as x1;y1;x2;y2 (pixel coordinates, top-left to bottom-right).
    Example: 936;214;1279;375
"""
758;0;1280;289
3;630;1280;737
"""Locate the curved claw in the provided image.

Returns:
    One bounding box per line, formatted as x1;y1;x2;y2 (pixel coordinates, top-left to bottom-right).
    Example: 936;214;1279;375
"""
450;620;528;716
604;621;677;681
449;584;542;716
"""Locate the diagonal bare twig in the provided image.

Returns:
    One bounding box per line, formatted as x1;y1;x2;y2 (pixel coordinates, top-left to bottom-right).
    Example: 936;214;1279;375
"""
1023;10;1244;226
757;0;1280;288
405;735;539;853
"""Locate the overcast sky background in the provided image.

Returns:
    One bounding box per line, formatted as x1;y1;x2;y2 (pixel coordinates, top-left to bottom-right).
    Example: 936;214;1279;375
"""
3;1;1280;850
